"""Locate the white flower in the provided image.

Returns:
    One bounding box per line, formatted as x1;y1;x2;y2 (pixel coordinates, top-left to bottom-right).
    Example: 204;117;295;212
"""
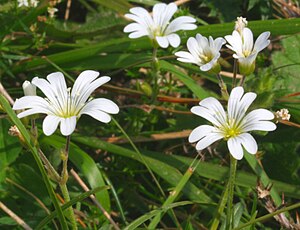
22;80;36;96
189;87;276;160
47;7;58;18
123;3;197;48
13;71;119;136
225;28;270;75
18;0;29;7
175;33;225;73
31;0;39;7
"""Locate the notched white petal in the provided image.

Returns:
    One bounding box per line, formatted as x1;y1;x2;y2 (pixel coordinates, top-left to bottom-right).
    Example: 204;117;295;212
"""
60;116;77;136
188;125;215;143
228;137;244;160
43;115;61;136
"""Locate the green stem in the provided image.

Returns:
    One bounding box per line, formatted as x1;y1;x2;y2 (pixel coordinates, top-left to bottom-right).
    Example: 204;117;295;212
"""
232;59;238;88
226;155;237;230
234;202;300;230
38;149;61;182
151;46;160;102
216;73;229;99
239;75;246;87
60;136;77;230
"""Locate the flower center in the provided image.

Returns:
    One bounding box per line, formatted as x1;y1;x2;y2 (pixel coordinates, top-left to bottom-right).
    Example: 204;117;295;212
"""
199;53;212;64
243;49;251;57
224;128;240;139
221;118;242;140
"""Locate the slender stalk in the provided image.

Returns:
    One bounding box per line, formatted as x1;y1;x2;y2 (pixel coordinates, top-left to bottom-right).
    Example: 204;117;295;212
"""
216;73;229;99
60;136;77;230
239;75;246;86
38;149;61;182
226;155;237;230
151;46;160;102
232;59;238;88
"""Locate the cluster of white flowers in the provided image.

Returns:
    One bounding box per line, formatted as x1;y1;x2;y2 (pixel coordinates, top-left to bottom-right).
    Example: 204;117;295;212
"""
13;3;278;161
124;5;270;76
18;0;39;8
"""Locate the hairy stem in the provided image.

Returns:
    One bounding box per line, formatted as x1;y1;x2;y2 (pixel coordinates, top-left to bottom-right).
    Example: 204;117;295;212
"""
226;155;237;230
216;73;229;99
60;136;77;230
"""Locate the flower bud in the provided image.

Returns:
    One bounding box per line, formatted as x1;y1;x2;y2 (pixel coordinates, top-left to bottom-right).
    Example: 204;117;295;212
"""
22;80;36;96
235;17;248;34
275;108;291;123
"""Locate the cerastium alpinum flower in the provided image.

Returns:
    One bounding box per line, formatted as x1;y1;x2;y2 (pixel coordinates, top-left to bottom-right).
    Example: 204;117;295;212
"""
123;2;197;48
189;86;276;160
13;70;119;136
175;33;226;73
225;18;270;76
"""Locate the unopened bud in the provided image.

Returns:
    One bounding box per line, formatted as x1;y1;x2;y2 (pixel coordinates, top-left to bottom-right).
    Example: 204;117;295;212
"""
235;17;248;34
8;125;26;145
22;80;36;96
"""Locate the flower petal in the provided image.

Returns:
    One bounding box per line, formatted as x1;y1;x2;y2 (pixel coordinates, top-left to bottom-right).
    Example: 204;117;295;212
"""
228;86;244;120
72;76;111;109
153;3;176;28
166;16;196;33
60;116;77;136
242;28;254;54
17;108;48;119
13;96;49;110
195;133;223;150
71;70;100;98
188;125;216;143
242;121;276;132
156;36;169;48
254;31;270;53
81;110;112;123
175;51;198;64
199;97;227;124
167;34;181;48
46;72;68;106
191;106;222;127
80;98;119;114
43;115;61;136
238;133;257;154
228;137;243;160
